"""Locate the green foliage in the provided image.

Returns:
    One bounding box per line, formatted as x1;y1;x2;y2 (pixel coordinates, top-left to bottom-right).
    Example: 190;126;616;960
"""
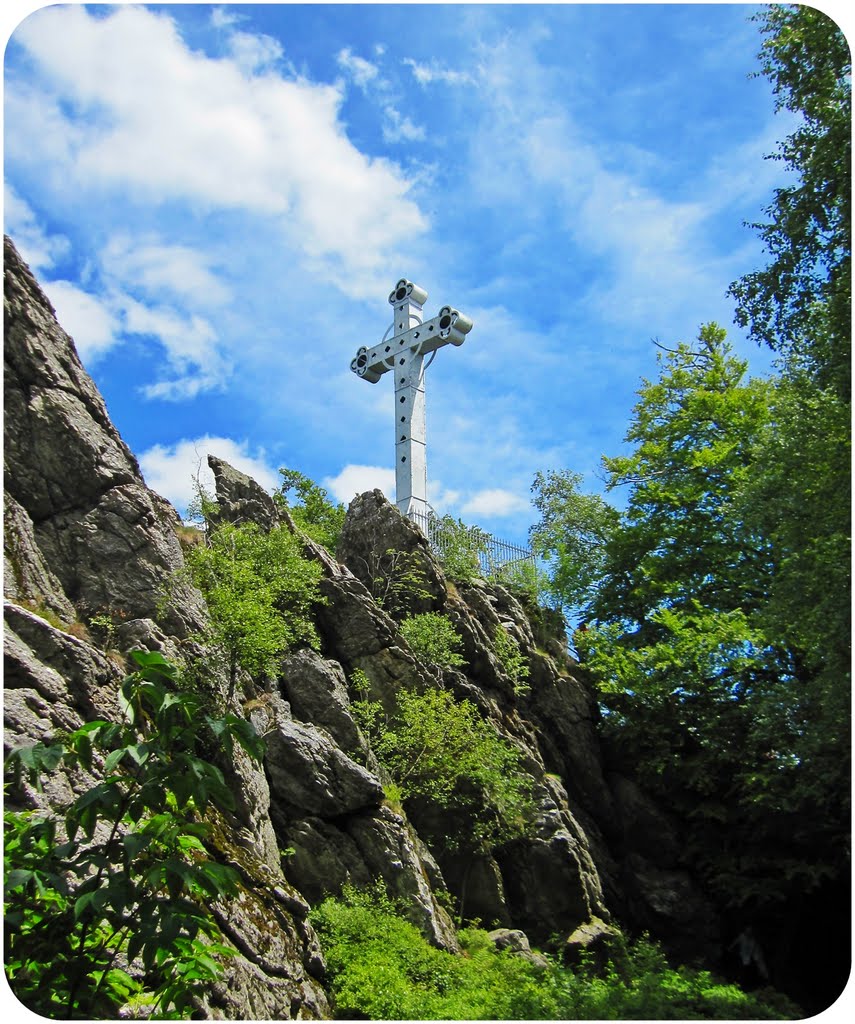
529;469;620;615
493;624;530;695
4;650;264;1019
557;324;848;919
493;556;550;605
310;886;799;1020
725;12;851;888
185;520;323;696
275;466;346;553
429;514;487;582
352;687;533;854
595;325;774;626
399;612;466;670
728;5;850;399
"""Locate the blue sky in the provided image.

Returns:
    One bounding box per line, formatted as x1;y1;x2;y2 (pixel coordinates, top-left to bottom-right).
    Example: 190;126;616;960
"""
3;2;839;545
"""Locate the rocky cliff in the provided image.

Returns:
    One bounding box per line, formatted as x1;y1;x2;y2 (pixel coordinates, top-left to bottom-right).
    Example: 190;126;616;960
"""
3;235;720;1017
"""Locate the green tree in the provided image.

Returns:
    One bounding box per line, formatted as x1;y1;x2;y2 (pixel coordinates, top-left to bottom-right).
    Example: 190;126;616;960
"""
185;521;323;698
275;467;346;554
727;2;850;719
571;326;847;953
399;612;467;671
4;651;264;1019
592;325;775;627
529;469;620;616
728;4;850;398
353;687;533;855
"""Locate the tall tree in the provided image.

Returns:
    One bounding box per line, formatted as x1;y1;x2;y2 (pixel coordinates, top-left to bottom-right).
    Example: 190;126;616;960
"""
728;4;851;694
575;328;848;1004
728;4;851;398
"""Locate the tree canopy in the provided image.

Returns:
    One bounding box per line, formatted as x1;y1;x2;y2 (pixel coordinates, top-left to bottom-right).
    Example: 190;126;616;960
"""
530;6;850;1008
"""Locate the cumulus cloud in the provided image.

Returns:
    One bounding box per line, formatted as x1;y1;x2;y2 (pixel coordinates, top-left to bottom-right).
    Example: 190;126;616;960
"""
4;186;70;271
101;234;232;307
42;280;119;364
7;5;427;298
324;464;396;505
138;436;279;514
460;488;529;518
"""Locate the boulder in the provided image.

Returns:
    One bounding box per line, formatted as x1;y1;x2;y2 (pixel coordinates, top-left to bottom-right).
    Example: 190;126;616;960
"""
259;692;384;819
336;489;446;615
281;648;364;753
488;928;550;968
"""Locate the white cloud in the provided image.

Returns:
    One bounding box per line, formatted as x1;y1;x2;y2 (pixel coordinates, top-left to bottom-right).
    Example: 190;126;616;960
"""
227;30;283;72
337;47;380;89
324;464;396;505
4;185;70;271
41;280;119;363
120;297;231;401
460;488;529;518
101;234;232;306
138;436;279;514
382;105;426;143
403;58;473;87
8;5;427;298
210;7;240;31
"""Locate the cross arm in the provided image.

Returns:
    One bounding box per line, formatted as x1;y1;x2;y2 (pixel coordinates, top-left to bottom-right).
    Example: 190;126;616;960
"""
350;306;473;383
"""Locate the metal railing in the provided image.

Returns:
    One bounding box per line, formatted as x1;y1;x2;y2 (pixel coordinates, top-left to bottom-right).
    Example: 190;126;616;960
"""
408;510;535;581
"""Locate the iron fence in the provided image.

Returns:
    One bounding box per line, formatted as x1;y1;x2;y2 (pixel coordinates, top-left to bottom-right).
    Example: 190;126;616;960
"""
407;510;535;581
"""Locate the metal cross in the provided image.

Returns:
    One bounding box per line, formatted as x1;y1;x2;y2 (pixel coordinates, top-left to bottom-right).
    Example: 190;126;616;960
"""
350;278;473;517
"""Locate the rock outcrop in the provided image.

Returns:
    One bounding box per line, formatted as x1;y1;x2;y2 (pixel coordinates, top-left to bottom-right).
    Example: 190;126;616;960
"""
4;234;722;1016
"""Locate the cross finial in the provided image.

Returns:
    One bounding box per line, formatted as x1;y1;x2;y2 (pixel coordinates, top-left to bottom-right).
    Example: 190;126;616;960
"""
350;278;473;517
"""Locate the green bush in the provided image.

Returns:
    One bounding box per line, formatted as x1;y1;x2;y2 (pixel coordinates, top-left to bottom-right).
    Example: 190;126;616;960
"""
275;467;346;554
352;687;533;854
399;612;466;670
310;884;559;1020
185;520;323;697
430;515;486;583
4;650;265;1020
310;886;801;1020
493;624;530;695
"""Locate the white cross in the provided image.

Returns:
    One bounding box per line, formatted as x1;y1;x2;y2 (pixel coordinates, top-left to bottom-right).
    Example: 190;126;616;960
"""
351;278;473;517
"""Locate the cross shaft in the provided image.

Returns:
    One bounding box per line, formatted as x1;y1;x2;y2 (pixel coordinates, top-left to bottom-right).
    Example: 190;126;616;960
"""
350;278;473;517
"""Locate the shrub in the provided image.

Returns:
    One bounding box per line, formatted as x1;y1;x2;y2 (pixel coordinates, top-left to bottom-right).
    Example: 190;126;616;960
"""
399;612;466;670
275;467;346;554
310;884;559;1020
185;520;323;697
429;514;486;583
4;650;265;1019
310;886;801;1021
352;687;534;854
493;624;530;695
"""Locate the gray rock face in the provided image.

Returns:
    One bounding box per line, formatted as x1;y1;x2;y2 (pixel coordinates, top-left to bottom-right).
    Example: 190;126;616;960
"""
3;236;206;639
261;693;384;818
207;454;281;531
3;490;76;621
282;648;364;753
4;234;724;1014
3;237;329;1019
336;489;446;615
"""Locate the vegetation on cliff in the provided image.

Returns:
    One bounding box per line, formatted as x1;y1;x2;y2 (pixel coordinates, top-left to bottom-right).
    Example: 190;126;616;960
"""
5;651;265;1019
311;885;798;1020
530;5;850;1010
